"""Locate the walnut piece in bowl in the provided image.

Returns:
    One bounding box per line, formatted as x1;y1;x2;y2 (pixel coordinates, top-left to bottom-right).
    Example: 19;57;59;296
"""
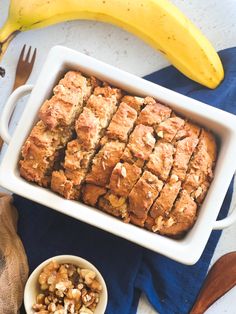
24;255;107;314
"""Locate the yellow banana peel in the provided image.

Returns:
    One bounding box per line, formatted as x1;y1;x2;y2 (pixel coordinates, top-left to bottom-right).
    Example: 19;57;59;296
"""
0;0;224;88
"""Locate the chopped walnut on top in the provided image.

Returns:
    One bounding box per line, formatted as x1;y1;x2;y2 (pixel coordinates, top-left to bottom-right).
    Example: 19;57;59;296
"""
121;124;156;166
33;261;102;314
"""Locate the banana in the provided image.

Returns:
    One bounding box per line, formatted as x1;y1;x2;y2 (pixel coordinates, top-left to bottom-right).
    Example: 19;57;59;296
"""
0;0;224;88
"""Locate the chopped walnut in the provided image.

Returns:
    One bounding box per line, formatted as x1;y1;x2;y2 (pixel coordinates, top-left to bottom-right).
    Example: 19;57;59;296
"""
193;175;199;183
157;130;164;138
121;166;127;178
33;261;102;313
170;174;179;183
194;186;203;198
144;132;155;146
146;191;153;199
152;216;164;232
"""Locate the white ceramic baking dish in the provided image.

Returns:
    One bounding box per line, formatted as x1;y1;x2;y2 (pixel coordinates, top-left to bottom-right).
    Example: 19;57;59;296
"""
0;46;236;265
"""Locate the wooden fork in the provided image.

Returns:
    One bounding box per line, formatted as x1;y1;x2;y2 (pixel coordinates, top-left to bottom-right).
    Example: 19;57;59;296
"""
0;45;37;149
12;44;37;91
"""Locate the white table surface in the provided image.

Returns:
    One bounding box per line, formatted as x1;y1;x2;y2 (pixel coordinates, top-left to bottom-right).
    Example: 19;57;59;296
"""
0;0;236;313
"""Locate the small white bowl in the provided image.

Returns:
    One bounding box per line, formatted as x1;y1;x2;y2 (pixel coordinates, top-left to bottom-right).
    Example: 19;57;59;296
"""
24;255;108;314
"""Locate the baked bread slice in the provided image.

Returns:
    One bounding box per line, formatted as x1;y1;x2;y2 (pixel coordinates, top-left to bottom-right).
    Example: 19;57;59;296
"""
136;97;171;126
19;121;72;187
156;116;185;142
183;129;217;202
121;124;156;167
147;176;182;229
146;141;175;181
121;95;144;113
39;71;97;129
100;102;137;144
171;123;200;181
109;162;142;197
86;141;126;187
51;84;123;199
129;170;164;227
151;190;197;237
82;184;107;207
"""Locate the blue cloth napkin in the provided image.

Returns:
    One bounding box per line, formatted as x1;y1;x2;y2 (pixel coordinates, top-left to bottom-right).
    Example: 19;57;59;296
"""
15;47;236;314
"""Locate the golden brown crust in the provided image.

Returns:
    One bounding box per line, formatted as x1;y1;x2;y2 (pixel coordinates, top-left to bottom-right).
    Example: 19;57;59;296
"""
183;130;217;198
64;168;87;187
86;141;125;187
86;94;117;129
20;121;72;187
175;121;200;141
121;95;144;112
20;72;217;238
109;162;142;197
39;71;96;129
121;124;155;166
63;140;95;172
19;159;51;187
53;83;82;105
150;177;182;220
93;85;123;100
136;97;171;126
171;137;199;181
146;140;174;181
75;108;100;150
82;184;107;206
194;181;210;204
51;83;123;198
151;190;197;236
59;71;90;89
129;171;164;227
156;116;185;142
39;96;76;130
102;102;137;143
51;170;79;200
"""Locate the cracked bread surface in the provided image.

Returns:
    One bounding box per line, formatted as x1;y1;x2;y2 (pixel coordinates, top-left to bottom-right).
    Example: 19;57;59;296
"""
50;84;123;199
85;141;126;187
82;184;107;207
19;71;217;238
156;116;185;142
183;129;217;202
171;122;201;181
121;124;156;167
19;121;72;187
150;189;197;236
136;97;171;126
100;102;137;144
39;71;97;129
109;162;142;197
129;171;164;227
146;141;175;181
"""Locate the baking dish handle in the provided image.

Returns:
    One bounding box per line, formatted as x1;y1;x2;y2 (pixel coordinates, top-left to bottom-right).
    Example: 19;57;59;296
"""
213;204;236;230
0;84;34;144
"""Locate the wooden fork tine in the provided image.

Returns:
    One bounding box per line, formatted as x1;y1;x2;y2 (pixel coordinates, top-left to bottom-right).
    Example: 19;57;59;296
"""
31;48;37;66
25;46;32;62
18;44;26;63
